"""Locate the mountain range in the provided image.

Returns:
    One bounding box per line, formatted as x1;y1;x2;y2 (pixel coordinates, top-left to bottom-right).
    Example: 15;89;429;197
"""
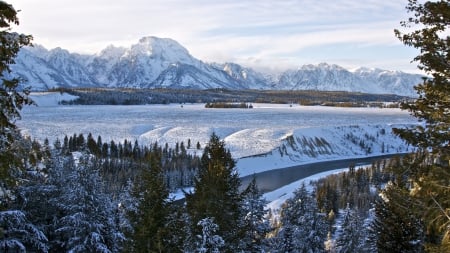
9;36;423;96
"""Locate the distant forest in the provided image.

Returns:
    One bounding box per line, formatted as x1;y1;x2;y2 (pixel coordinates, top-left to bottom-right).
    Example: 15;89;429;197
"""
53;88;408;107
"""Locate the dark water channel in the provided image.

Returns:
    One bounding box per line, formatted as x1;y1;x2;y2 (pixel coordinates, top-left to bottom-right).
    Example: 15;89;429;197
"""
239;153;405;194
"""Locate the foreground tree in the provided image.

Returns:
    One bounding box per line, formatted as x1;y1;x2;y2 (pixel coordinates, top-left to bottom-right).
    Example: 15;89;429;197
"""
276;183;327;253
53;156;124;252
239;176;273;252
127;155;171;252
370;182;425;253
0;2;46;251
394;0;450;250
195;217;224;253
0;0;33;208
186;133;242;252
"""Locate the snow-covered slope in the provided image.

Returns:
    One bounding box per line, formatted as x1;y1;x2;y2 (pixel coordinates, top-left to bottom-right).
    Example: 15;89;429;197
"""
218;62;276;90
236;124;415;177
277;63;423;97
9;36;423;96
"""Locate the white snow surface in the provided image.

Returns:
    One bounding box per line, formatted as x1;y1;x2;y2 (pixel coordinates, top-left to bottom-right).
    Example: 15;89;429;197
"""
264;165;366;212
29;92;79;106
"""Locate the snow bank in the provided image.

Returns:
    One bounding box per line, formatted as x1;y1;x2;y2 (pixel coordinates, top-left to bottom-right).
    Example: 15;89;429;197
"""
264;165;367;213
29;92;78;106
236;124;414;177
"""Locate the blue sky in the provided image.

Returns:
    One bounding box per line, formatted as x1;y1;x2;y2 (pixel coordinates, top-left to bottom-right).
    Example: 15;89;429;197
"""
10;0;420;73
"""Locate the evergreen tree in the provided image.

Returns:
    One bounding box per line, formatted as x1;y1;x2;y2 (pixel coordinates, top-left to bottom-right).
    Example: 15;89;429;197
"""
127;154;171;252
0;0;33;207
277;183;327;253
186;133;242;252
0;210;48;252
52;155;124;252
335;205;364;253
239;176;272;252
394;0;450;250
195;217;225;253
370;182;424;253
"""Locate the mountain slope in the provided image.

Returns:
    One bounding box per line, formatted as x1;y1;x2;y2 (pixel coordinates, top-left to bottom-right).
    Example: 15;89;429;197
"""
9;36;423;96
277;63;422;97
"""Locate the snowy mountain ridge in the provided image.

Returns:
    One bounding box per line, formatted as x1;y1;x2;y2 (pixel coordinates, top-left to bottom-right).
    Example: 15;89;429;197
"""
10;36;423;96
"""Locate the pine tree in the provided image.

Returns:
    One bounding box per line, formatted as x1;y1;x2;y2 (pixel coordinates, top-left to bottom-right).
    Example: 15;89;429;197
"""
127;154;171;252
394;1;450;250
195;217;225;253
0;0;33;207
239;176;272;252
0;210;48;252
52;155;124;252
277;183;327;253
335;204;364;253
186;133;242;252
370;182;424;253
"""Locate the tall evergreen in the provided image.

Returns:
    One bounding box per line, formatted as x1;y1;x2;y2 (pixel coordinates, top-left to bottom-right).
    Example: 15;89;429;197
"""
394;0;450;250
335;205;365;253
186;133;242;252
370;182;424;253
239;176;272;252
0;0;33;207
127;154;171;252
52;155;124;252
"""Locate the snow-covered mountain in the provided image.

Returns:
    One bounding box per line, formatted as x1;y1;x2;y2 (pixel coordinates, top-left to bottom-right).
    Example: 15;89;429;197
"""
277;63;423;97
9;36;423;96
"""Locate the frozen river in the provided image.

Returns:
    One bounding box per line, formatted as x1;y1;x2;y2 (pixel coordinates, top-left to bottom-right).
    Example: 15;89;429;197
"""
18;103;417;158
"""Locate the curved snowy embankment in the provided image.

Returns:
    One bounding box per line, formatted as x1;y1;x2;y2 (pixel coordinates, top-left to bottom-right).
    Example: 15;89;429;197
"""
235;124;415;177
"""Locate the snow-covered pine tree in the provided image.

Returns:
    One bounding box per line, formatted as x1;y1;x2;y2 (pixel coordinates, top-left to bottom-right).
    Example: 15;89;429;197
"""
334;204;364;253
394;0;450;250
276;183;328;253
195;217;224;253
239;176;273;252
52;155;124;252
0;210;48;252
0;0;33;208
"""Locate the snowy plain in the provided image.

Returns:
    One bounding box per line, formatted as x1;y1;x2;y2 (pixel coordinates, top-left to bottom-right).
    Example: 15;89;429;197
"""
19;92;418;207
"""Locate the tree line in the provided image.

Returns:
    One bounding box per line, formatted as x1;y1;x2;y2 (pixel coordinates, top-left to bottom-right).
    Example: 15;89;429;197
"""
53;87;407;106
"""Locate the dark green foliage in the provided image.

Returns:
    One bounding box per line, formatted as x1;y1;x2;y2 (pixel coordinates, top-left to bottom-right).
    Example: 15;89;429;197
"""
58;87;407;106
393;0;450;250
186;133;242;252
370;183;425;253
58;133;200;192
127;155;171;252
205;102;253;108
315;161;392;215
